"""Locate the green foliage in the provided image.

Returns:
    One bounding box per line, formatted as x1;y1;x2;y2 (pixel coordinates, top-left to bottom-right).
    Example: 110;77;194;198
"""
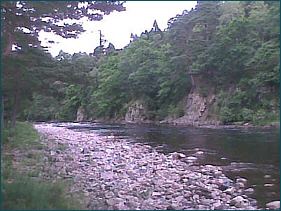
4;1;279;126
91;55;128;118
241;108;255;122
1;175;83;210
219;107;236;124
1;123;85;210
1;122;40;149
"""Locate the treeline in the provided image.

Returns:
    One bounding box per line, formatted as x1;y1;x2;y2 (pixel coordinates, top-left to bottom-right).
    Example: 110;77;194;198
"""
2;1;280;126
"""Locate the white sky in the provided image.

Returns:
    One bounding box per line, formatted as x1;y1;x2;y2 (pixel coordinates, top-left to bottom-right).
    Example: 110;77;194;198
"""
39;1;197;57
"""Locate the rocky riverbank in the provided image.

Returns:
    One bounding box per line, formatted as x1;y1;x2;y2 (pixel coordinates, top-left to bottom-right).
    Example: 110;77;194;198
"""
34;123;271;210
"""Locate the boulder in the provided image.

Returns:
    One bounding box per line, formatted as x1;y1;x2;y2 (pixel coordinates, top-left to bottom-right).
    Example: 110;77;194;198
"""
266;201;280;210
244;188;254;195
236;177;247;185
230;196;249;208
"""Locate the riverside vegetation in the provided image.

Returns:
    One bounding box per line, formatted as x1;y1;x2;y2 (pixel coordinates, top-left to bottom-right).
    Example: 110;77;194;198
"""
1;122;87;210
1;1;280;127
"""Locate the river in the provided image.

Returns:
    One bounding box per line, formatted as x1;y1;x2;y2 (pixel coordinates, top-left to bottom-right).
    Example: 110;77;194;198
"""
54;122;280;208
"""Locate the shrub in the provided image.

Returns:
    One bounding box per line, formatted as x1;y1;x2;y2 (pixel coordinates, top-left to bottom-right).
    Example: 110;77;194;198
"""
241;108;254;122
252;109;267;125
219;107;236;124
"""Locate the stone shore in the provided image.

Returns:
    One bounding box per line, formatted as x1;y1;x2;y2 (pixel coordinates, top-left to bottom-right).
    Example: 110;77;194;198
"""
34;123;261;210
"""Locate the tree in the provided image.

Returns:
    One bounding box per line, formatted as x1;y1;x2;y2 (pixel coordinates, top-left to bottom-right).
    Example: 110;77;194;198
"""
1;48;54;127
1;1;125;55
1;1;126;127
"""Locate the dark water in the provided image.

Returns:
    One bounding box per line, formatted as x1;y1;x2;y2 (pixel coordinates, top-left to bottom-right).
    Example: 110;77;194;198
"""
55;122;280;208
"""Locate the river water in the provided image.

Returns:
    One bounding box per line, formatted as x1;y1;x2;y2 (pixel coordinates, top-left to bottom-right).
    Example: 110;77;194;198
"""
54;122;280;208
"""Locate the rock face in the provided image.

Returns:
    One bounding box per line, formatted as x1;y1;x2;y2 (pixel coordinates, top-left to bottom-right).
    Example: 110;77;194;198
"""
125;100;149;123
34;123;260;210
76;106;85;122
173;91;218;126
161;75;220;126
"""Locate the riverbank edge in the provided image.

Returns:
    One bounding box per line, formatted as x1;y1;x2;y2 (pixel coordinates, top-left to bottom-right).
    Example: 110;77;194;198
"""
32;119;280;130
32;123;266;210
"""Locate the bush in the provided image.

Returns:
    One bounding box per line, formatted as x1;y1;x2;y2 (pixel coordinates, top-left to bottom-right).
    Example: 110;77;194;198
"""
241;108;254;122
252;109;267;125
219;107;236;124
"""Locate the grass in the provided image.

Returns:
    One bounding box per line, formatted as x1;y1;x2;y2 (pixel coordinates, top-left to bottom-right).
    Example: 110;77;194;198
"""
1;122;86;210
1;175;83;210
1;122;43;150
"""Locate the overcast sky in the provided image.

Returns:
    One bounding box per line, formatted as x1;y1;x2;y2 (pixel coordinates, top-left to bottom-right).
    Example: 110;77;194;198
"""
39;1;197;57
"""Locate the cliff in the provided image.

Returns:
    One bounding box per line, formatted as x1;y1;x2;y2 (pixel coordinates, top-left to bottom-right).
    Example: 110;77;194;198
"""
161;74;221;126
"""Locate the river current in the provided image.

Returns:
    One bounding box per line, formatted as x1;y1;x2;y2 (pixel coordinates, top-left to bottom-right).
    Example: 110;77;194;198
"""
53;122;280;208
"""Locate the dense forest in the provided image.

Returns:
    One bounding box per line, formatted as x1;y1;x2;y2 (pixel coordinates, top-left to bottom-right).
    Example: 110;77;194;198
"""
1;1;280;127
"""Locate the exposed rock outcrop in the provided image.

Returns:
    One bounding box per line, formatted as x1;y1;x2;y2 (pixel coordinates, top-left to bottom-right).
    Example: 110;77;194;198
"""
162;74;220;126
76;106;85;122
173;91;219;126
125;100;150;123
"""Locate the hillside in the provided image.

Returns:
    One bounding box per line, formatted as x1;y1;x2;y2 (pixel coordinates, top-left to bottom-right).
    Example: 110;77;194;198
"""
2;1;280;127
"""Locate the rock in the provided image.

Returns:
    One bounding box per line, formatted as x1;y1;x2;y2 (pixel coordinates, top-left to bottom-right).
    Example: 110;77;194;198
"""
152;192;162;197
230;196;249;208
43;156;49;162
248;198;258;206
236;177;247;185
236;182;245;188
106;198;123;206
224;187;236;195
117;201;128;210
178;153;186;158
76;106;85;122
171;152;180;159
266;201;280;210
264;183;274;187
244;188;254;194
214;170;222;177
81;147;90;154
197;205;209;210
101;172;115;181
125;100;148;123
104;164;112;171
195;151;204;155
212;201;222;210
186;156;197;162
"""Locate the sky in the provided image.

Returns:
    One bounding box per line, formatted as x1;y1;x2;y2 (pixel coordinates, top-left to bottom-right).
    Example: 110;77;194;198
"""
39;1;197;57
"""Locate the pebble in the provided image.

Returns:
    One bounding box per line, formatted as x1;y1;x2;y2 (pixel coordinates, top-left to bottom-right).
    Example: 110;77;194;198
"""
34;123;260;210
